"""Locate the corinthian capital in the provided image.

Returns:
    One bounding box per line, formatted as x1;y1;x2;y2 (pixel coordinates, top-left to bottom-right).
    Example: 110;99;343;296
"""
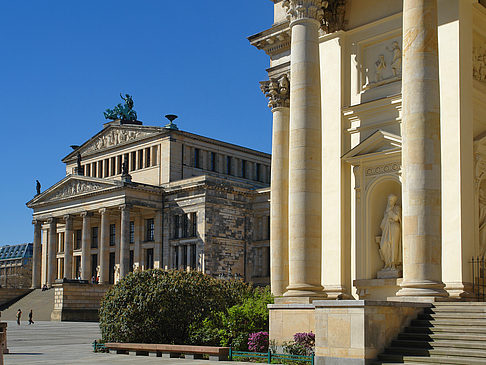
283;0;326;23
260;74;290;109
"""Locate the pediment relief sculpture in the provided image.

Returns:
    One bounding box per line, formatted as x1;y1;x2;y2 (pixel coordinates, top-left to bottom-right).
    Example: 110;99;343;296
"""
376;194;402;278
83;128;157;155
473;46;486;82
45;180;112;202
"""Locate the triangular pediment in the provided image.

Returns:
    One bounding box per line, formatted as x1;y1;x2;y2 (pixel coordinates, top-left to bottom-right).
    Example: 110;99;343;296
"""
342;130;401;163
62;125;164;162
27;175;122;207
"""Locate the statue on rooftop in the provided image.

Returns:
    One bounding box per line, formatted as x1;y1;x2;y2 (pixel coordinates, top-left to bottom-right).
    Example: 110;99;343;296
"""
36;180;41;196
104;94;138;122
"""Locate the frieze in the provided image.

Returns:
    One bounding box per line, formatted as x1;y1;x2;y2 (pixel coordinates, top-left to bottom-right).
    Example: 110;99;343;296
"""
473;45;486;82
83;129;156;155
46;180;111;201
365;163;400;176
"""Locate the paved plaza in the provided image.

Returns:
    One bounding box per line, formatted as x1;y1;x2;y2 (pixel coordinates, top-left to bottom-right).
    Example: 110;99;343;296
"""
3;321;251;365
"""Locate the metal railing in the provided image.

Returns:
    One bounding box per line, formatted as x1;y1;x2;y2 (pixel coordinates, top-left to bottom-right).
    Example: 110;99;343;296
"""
471;256;485;301
229;347;314;364
92;340;107;353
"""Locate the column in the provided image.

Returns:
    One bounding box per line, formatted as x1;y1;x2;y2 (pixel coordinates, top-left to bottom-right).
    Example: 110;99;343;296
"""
119;205;130;278
261;75;290;296
283;0;325;298
154;211;163;269
178;245;183;269
63;215;73;280
99;208;109;284
47;218;57;287
397;0;447;299
80;212;91;281
31;220;42;288
187;245;192;271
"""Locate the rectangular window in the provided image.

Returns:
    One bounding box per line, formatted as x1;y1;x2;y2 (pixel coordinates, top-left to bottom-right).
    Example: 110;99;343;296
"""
110;157;116;176
58;232;65;253
117;155;122;174
91;227;98;248
105;159;110;177
146;218;155;241
191;212;197;237
75;230;82;250
145;147;151;168
129;250;134;273
210;152;216;172
131;152;136;171
256;163;261;182
174;215;180;239
182;214;189;238
174;246;179;269
138;149;144;169
194;148;201;168
109;224;116;246
191;245;197;269
226;156;232;175
241;160;247;179
146;248;154;269
109;253;115;284
129;221;135;244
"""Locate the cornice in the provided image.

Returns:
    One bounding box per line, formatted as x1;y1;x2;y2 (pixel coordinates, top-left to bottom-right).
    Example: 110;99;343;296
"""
248;22;291;57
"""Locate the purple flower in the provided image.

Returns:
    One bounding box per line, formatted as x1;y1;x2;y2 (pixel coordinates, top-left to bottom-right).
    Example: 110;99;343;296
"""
248;331;269;352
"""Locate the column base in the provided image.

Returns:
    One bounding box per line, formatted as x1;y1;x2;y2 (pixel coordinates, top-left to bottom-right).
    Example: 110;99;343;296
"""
444;282;476;300
395;280;448;300
322;285;353;299
283;283;326;299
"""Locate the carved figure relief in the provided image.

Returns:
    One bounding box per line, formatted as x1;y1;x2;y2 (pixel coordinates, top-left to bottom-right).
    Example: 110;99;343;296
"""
377;194;402;271
83;129;155;155
473;46;486;82
364;40;402;89
479;188;486;256
47;180;109;201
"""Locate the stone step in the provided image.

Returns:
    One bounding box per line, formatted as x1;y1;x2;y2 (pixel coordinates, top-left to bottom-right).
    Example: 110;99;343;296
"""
405;325;486;334
426;306;486;314
397;332;486;342
411;319;486;327
378;353;486;365
419;312;486;320
383;347;486;359
392;339;486;350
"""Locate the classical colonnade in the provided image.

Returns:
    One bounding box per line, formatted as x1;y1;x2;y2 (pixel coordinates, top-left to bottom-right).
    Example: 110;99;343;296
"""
266;0;447;299
31;204;159;288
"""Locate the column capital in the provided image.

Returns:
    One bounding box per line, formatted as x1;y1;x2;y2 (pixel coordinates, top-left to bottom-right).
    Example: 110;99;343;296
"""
46;217;57;225
260;74;290;110
99;208;108;215
283;0;325;24
119;204;132;212
63;214;72;222
32;219;42;226
80;211;92;218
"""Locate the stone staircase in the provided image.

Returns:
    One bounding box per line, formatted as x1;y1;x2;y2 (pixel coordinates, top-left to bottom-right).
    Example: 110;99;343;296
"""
374;302;486;364
1;289;55;321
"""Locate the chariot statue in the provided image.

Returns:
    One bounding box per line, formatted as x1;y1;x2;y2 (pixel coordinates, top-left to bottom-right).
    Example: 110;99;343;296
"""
104;94;138;122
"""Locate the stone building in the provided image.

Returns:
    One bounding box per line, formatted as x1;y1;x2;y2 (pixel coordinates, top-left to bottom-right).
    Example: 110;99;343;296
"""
26;118;271;288
250;0;486;363
0;243;33;288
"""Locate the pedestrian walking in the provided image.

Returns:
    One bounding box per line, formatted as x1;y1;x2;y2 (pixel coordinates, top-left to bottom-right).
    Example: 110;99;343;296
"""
16;309;21;325
28;310;34;325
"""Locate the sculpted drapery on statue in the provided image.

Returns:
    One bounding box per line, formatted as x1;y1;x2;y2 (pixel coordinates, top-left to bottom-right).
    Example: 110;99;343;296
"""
378;194;402;270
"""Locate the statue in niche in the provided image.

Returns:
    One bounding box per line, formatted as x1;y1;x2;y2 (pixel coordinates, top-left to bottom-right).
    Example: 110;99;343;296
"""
375;55;386;82
479;188;486;256
378;194;402;271
114;264;120;284
387;41;402;77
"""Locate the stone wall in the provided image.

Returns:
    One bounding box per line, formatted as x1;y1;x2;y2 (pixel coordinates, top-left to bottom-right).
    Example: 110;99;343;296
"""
51;283;111;322
0;288;32;310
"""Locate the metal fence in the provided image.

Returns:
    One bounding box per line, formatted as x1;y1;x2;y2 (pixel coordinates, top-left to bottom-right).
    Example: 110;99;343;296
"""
229;348;314;364
471;256;485;301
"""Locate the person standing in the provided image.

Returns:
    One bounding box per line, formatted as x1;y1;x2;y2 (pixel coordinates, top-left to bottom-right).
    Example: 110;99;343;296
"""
28;310;34;325
16;309;21;325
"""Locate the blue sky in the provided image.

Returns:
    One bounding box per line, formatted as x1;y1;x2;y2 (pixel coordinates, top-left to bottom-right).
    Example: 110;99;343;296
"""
0;1;274;245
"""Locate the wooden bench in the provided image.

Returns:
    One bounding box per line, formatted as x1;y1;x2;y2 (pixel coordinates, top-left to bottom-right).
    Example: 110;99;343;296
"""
104;343;229;361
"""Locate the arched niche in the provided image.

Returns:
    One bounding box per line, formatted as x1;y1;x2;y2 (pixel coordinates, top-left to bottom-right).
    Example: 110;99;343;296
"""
365;176;401;279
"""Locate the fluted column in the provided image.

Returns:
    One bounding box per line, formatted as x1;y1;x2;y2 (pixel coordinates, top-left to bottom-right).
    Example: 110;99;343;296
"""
99;208;109;284
31;220;42;288
119;205;131;279
397;0;447;299
63;215;73;280
80;212;91;281
283;0;325;297
47;218;57;287
261;75;290;297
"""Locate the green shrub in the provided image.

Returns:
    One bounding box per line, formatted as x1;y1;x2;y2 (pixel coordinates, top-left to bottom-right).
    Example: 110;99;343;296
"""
99;269;252;344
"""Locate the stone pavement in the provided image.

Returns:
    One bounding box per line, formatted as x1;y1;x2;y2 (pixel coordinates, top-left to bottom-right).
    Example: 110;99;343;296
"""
3;321;251;365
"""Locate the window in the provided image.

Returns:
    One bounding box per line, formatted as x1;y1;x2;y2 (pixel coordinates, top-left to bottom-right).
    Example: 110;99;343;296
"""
194;148;201;168
117;155;122;174
110;157;116;176
210;152;216;172
146;248;154;269
129;250;134;273
138;149;144;169
109;224;116;246
256;163;261;182
75;256;81;279
131;152;136;171
91;254;98;279
75;230;82;250
85;164;91;177
226;156;232;175
191;212;197;237
191;244;197;269
145;147;151;167
91;227;98;248
129;221;135;244
146;218;154;241
58;232;65;253
182;214;189;238
173;215;180;239
241;160;247;179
